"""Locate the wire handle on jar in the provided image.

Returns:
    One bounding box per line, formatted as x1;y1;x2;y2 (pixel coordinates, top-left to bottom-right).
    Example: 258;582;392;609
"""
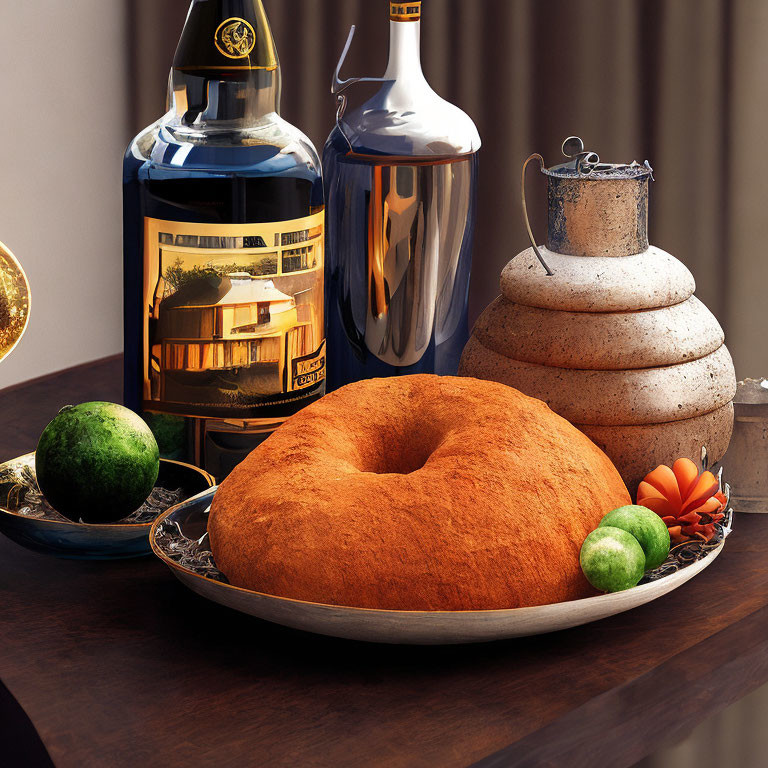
521;153;554;276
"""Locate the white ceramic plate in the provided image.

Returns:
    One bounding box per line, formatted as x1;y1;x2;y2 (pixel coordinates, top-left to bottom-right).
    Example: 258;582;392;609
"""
150;487;726;645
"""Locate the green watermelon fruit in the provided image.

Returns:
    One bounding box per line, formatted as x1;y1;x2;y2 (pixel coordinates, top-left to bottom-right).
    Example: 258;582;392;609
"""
36;402;160;523
142;411;186;460
580;526;646;593
599;504;671;571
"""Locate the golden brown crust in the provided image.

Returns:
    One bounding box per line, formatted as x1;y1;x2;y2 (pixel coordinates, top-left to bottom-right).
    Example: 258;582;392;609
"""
208;375;631;610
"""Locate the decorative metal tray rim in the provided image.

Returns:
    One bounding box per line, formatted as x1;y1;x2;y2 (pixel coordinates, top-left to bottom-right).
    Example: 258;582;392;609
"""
0;452;215;530
150;486;731;617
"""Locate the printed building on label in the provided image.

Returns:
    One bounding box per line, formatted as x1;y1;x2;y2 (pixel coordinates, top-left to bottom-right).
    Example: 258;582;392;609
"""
149;225;324;405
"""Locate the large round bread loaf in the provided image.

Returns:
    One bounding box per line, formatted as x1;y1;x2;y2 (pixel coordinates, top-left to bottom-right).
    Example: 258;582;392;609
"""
208;375;631;611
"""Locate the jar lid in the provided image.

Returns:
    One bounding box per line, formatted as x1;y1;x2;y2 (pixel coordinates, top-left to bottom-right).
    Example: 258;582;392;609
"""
542;136;653;180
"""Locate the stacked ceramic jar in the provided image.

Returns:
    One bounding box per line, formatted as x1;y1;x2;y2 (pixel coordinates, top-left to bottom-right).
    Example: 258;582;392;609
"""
460;154;736;493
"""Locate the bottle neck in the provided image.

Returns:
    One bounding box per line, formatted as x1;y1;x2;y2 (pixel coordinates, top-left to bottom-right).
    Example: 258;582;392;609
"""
169;69;281;125
168;0;281;126
383;20;426;84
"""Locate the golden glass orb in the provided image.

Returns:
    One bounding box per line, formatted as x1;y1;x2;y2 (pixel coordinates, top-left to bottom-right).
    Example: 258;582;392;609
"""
0;241;30;363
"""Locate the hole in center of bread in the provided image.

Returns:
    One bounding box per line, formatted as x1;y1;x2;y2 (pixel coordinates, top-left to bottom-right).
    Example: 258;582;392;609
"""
362;427;441;475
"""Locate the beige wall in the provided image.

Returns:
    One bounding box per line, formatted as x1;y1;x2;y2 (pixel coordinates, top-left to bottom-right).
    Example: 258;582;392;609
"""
0;0;129;388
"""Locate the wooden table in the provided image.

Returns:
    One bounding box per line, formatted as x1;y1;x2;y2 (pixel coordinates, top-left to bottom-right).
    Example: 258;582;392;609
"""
1;357;767;768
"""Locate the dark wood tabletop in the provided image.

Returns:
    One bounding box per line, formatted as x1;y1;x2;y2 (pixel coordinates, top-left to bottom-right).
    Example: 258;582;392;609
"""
1;357;767;768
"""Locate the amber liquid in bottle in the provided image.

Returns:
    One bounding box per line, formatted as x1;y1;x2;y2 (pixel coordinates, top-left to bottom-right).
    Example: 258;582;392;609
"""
124;0;325;477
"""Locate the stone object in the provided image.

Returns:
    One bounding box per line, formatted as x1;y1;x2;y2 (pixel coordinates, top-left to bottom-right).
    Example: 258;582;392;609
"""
473;295;724;370
460;142;736;493
716;379;768;512
461;339;735;426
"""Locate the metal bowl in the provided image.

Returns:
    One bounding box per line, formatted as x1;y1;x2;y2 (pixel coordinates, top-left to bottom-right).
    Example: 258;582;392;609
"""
151;488;727;645
0;453;214;560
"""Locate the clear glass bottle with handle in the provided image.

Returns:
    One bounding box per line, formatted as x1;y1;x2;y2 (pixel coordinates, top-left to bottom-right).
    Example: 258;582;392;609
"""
123;0;325;478
323;0;481;391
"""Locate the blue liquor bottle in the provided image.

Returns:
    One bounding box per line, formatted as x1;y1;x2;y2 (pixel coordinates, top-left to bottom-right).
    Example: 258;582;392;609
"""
323;1;481;391
123;0;325;477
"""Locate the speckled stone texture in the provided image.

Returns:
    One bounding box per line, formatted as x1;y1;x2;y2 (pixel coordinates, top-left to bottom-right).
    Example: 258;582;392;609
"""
501;247;695;312
462;235;736;490
578;404;734;494
208;375;631;611
460;337;736;426
474;295;724;370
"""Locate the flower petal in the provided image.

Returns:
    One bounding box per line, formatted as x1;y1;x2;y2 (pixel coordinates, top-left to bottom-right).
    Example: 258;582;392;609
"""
673;458;700;500
637;493;678;517
681;471;720;514
667;525;687;543
714;490;727;512
643;464;683;509
681;521;717;542
689;497;724;517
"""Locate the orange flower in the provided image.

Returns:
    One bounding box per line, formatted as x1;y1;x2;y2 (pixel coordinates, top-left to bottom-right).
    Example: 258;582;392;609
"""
637;458;726;544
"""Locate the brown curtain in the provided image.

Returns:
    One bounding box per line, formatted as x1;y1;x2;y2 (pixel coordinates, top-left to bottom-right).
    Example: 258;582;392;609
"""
127;0;767;380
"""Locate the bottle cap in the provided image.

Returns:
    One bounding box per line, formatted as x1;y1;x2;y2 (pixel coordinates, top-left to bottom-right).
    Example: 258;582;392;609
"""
174;1;278;72
390;1;421;22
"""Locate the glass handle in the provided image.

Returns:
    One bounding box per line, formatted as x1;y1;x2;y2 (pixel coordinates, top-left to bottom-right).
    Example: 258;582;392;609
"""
521;153;554;276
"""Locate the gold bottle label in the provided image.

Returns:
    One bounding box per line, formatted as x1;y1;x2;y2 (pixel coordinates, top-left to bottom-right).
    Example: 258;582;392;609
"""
142;212;325;419
214;18;257;59
390;2;421;21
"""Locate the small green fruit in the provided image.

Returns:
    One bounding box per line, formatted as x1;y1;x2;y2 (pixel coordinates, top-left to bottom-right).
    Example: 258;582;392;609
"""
599;505;671;570
36;402;160;523
580;526;646;593
142;411;186;459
